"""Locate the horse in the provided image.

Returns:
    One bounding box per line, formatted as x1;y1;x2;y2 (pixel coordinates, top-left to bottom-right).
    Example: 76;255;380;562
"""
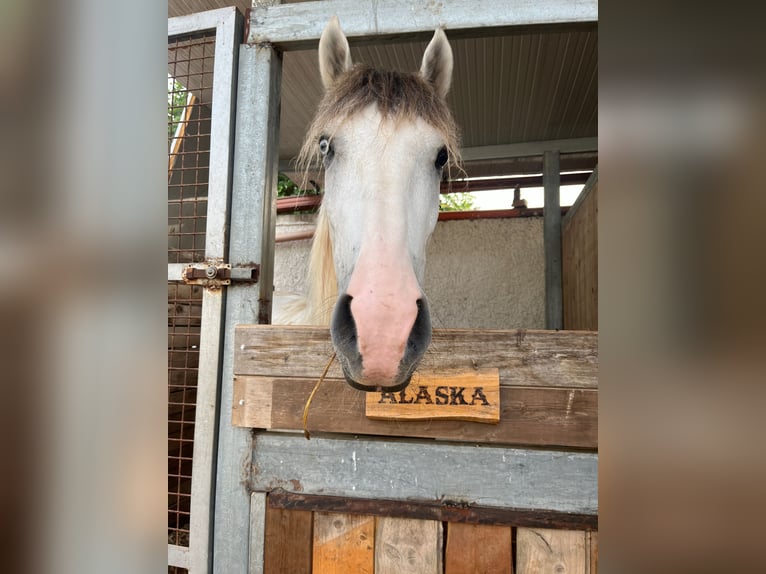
274;16;459;393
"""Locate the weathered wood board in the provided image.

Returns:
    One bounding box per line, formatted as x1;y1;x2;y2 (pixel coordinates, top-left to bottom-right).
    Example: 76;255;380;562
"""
250;433;598;515
587;530;598;573
313;513;374;573
365;369;501;423
235;326;598;388
516;528;587;574
233;326;598;449
263;505;313;573
267;490;597;530
234;376;596;448
445;523;513;574
375;517;442;574
563;168;598;331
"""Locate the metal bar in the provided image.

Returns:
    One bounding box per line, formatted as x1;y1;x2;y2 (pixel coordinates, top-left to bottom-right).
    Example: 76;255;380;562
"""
250;434;598;514
461;137;598;162
168;6;241;38
248;0;598;48
169;8;244;574
204;8;242;261
249;493;267;574
213;42;283;574
168;263;186;282
168;544;190;568
544;150;563;329
444;172;591;193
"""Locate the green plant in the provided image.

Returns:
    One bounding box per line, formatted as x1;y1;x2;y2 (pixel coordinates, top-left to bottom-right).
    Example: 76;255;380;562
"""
439;192;475;211
277;174;321;198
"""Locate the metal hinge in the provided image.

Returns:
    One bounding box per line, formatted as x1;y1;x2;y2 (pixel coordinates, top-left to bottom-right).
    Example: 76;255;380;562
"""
182;261;260;290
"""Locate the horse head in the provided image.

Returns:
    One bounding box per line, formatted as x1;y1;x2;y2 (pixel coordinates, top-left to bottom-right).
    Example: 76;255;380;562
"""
301;17;458;391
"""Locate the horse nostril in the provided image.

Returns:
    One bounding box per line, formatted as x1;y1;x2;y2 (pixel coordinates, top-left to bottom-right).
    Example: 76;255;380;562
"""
331;293;357;348
330;293;363;387
407;298;432;356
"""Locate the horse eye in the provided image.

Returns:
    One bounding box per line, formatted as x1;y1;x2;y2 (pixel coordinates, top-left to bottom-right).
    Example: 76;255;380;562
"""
434;146;449;169
319;136;331;156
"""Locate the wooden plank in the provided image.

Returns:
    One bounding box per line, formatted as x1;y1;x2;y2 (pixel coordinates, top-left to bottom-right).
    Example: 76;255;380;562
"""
231;377;272;428
516;528;586;574
249;492;266;574
375;517;442;574
234;376;597;449
250;434;598;515
365;369;500;423
264;506;313;574
563;169;598;331
586;531;598;574
313;513;375;574
268;490;598;530
445;523;512;574
235;326;598;389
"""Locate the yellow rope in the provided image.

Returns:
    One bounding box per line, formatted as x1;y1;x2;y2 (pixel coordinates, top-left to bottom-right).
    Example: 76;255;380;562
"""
302;352;336;440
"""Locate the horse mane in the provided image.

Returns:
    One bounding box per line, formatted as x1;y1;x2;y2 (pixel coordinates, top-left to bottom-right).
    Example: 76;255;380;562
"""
306;205;337;325
290;63;461;326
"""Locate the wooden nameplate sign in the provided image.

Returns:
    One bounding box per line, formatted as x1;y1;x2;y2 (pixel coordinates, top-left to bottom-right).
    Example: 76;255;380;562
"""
365;369;500;423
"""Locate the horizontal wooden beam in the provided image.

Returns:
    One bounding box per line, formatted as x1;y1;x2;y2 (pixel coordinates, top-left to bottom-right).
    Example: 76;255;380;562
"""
248;0;598;48
268;490;598;530
235;326;598;389
233;376;597;449
249;433;598;514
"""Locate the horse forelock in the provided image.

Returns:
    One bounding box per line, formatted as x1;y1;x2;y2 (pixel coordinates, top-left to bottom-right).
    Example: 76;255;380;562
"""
297;64;461;178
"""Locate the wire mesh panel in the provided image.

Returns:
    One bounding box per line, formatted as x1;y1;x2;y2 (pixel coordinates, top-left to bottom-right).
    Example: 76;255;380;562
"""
168;31;216;265
167;31;216;550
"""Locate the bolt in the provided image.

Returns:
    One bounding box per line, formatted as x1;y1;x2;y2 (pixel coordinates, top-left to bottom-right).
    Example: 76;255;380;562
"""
205;265;217;279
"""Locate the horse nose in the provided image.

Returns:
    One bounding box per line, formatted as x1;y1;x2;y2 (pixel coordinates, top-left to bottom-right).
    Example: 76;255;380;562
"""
330;293;432;392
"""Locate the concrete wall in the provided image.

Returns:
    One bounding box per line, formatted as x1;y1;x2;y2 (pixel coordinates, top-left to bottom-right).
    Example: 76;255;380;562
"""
274;214;545;330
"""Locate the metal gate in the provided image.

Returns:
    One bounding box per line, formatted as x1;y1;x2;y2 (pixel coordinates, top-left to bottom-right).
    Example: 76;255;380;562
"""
167;8;242;572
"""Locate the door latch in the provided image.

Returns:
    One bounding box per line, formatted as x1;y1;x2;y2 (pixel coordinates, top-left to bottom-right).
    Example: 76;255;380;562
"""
182;262;260;290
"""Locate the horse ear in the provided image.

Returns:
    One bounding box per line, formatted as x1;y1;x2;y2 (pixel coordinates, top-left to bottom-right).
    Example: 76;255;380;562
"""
319;16;353;90
420;28;453;99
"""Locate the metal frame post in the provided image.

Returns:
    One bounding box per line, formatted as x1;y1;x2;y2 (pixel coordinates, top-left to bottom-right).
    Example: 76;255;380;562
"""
167;8;242;573
213;41;282;573
544;149;563;329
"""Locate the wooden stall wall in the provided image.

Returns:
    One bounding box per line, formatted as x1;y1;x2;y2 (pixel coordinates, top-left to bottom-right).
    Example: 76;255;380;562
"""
234;326;598;573
562;168;598;331
259;507;598;573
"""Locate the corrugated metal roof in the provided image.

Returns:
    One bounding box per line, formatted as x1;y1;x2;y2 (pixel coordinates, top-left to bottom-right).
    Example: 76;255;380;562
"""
169;2;597;178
